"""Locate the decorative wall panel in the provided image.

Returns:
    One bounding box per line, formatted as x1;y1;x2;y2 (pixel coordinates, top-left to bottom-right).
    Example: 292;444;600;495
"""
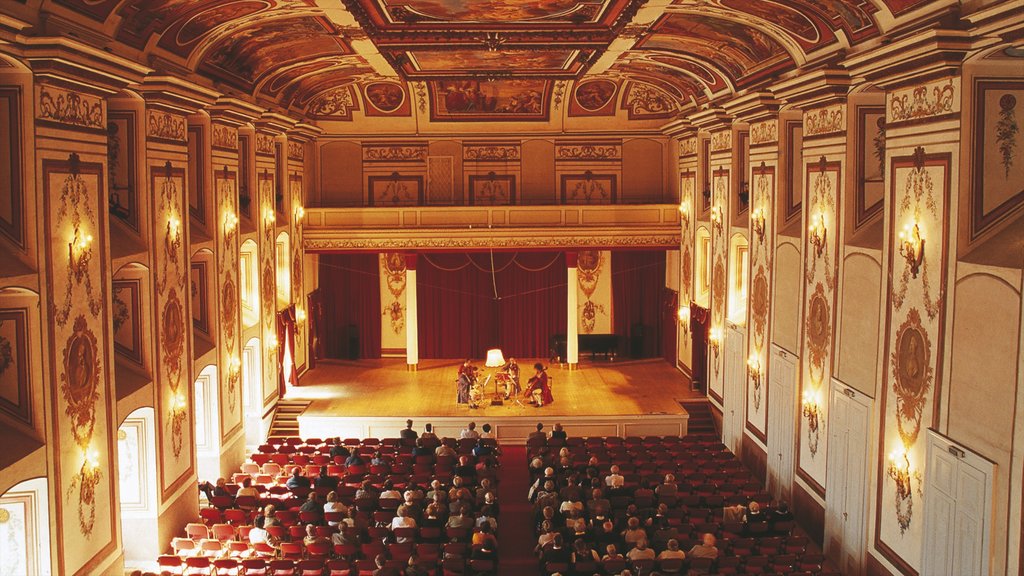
111;279;143;366
0;491;41;576
468;173;515;205
568;79;619;117
426;156;454;205
379;252;407;353
856;106;886;228
560;172;616;204
970;79;1024;239
368;174;424;206
289;173;307;371
216;167;242;441
190;261;209;335
577;250;612;335
875;148;951;574
678;167;696;370
746;161;774;441
0;87;23;247
107;111;139;231
708;165;730;404
258;169;279;405
0;308;30;425
35;85;104;131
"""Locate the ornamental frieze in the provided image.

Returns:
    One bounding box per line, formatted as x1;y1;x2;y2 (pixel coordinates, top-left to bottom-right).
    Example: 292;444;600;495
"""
362;144;427;162
36;85;104;130
464;143;521;162
710;130;732;152
805;105;845;137
679;137;697;157
555;142;622;161
888;77;958;124
288;141;304;160
750;120;778;145
305;233;680;251
211;124;238;150
146;110;187;142
256;133;276;156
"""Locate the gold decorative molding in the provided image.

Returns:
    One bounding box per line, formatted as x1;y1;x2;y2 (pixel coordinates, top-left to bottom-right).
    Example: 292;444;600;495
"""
256;133;276;156
555;142;622;161
288;141;304;161
305;232;680;251
888;77;958;124
363;143;427;162
36;85;104;129
464;143;521;162
211;124;238;150
146;110;186;142
679;137;697;157
750;119;778;145
805;104;845;137
710;130;732;152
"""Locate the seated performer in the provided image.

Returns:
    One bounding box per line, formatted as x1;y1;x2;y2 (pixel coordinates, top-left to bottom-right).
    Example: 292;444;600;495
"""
457;360;476;405
525;363;553;407
502;357;521;399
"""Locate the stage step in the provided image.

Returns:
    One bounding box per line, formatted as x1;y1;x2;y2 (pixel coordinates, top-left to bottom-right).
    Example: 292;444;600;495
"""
269;400;310;438
679;399;718;436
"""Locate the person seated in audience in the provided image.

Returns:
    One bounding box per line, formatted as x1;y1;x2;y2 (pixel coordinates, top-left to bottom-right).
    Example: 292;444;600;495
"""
370;450;390;469
401;419;418;442
474;478;493;504
249;516;279;553
550;423;567;440
542;533;571;566
330;438;351;460
299;491;324;520
452;488;476;516
529;467;559;501
435;442;457;457
455;454;477;478
198;477;229;501
602;544;624;562
460;421;481;439
722;503;746;523
390;504;417;542
420;502;445;530
412;438;433;458
426;479;446;501
658;538;686;561
314;465;339;490
481;491;499;516
447;503;475;529
235;478;260;509
420;422;438;440
355;478;379;500
559;494;584;516
330;510;358;546
744;500;764;523
651;516;678;550
481;423;494;438
655;473;678;499
536;520;557;555
372;553;402;576
605;465;625;490
572;539;600;565
379;479;402;500
568;516;589;542
559;473;584;502
534;505;559;535
476;503;498;532
771;501;793;524
447;476;466;500
405;554;430;576
344;451;365;467
626;539;655;561
584;456;601;480
622;517;647;549
323;491;348;525
687;533;719;559
471;522;498;558
533;480;559;511
303;523;329;548
593;518;618;549
472;438;495;459
528;422;547;442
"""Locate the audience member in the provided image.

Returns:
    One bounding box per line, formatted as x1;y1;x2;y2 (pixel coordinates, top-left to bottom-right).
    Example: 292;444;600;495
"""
329;438;350;460
314;465;339;489
658;538;686;560
401;419;418;441
604;465;624;489
344;452;365;467
421;423;437;440
285;467;311;490
528;422;546;442
687;533;720;559
481;423;494;438
626;539;655;561
550;422;567;440
460;422;481;439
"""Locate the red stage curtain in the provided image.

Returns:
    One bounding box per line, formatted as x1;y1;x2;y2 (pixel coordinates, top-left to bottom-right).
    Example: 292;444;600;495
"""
318;254;382;359
612;250;666;359
417;252;566;359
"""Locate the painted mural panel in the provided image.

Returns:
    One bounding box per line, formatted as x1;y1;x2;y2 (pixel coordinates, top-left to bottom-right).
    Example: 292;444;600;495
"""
746;162;774;440
379;252;407;353
0;88;22;248
677;168;695;371
0;308;30;425
561;173;616;204
569;80;619;117
369;0;605;22
468;174;515;205
429;80;551;121
971;80;1024;239
258;169;279;405
875;148;951;574
707;165;729;404
577;250;613;335
112;280;143;366
363;82;412;117
410;49;573;72
856;106;886;228
107;111;138;231
216;167;242;442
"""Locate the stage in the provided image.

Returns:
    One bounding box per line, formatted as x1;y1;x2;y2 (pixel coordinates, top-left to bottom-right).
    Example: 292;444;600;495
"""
289;358;697;442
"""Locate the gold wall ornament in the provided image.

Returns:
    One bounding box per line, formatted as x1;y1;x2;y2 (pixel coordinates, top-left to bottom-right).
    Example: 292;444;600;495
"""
710;204;724;234
808;212;827;258
60;315;101;449
888;77;957;124
802;389;821;456
804;283;831;387
577;251;606;334
68;448;102;536
898;220;925;278
37;85;104;129
381;252;407;335
384;300;406;334
886;446;922;535
751;269;769;349
146;110;186;142
804;104;845;137
747;353;762;410
892;149;942;320
0;508;9;523
53;155;102;326
892;308;932;449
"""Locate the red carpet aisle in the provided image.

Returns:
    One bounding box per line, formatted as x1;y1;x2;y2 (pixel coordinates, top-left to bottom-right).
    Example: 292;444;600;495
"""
497;446;540;576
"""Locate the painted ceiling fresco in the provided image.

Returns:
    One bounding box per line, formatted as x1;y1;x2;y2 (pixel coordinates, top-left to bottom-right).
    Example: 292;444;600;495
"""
30;0;948;122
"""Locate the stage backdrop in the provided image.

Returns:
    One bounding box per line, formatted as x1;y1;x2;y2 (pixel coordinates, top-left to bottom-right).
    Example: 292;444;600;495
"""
612;250;667;359
319;253;382;359
417;252;567;359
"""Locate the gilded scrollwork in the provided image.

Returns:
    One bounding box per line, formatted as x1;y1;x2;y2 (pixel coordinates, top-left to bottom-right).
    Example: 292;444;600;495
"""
37;86;103;129
147;110;186;141
889;77;956;123
804;105;844;136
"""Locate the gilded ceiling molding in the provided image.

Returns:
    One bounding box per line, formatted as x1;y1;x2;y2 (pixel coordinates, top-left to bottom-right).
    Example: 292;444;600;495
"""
555;142;622;161
804;104;845;137
362;143;428;162
305;233;680;251
463;143;521;162
211;123;238;150
146;109;186;142
750;119;778;145
36;85;104;130
888;76;958;125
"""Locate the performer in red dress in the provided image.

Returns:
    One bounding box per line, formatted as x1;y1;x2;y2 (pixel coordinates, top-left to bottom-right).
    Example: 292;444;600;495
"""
525;363;553;407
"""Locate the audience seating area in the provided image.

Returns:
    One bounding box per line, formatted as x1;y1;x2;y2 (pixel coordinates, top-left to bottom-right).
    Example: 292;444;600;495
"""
526;433;840;575
152;435;500;576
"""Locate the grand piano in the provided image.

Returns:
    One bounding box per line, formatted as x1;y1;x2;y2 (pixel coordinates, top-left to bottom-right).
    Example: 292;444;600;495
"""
550;333;620;361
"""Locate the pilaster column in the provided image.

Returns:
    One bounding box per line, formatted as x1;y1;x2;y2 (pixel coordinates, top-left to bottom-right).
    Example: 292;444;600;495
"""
566;252;579;367
405;253;419;369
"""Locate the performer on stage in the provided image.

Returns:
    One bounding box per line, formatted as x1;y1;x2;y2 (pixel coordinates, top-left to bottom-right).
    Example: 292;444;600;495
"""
525;363;553;407
457;359;476;405
502;357;521;399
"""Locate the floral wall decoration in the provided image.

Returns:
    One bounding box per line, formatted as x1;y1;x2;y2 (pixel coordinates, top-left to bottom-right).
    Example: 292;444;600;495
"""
970;80;1024;239
746;161;774;435
61;315;102;536
216;166;241;428
381;252;407;335
576;250;612;335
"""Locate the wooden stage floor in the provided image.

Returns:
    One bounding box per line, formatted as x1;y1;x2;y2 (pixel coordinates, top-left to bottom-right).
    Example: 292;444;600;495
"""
290;358;699;441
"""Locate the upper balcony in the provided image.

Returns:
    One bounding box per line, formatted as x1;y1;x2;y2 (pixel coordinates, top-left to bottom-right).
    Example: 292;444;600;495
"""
302;203;682;252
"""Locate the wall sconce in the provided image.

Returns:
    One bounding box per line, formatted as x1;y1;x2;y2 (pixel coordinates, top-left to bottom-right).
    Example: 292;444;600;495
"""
223;210;239;236
84;447;100;471
710;205;724;234
898;220;925;278
678;305;690;336
294;205;305;222
171;392;187;415
751;207;766;243
708;326;722;360
68;227;94;280
808;212;827;257
295;307;307;325
887;445;919;533
167;214;182;255
268;334;279;349
678;200;690;228
746;354;762;387
802;389;821;455
264;208;276;229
